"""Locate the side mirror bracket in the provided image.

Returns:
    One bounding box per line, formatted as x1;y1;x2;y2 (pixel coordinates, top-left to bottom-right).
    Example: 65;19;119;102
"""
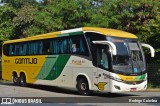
92;41;117;55
141;43;155;57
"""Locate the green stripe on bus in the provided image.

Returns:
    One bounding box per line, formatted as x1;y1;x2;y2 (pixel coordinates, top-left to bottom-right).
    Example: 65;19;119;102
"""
44;55;70;80
58;31;83;37
35;55;59;79
139;73;146;80
134;73;146;81
58;33;69;37
69;31;83;36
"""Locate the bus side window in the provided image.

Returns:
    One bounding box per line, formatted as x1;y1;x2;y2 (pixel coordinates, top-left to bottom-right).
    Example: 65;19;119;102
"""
68;36;88;56
9;45;15;56
39;41;43;54
98;48;109;69
52;38;68;54
43;40;50;54
19;43;27;55
50;40;54;54
60;39;67;54
22;43;27;55
69;37;80;53
54;40;59;54
3;44;9;56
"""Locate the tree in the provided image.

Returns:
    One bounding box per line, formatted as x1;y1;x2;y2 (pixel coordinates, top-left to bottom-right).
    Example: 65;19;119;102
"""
0;4;16;40
25;0;93;36
12;4;36;39
0;0;159;63
3;0;37;8
96;0;160;62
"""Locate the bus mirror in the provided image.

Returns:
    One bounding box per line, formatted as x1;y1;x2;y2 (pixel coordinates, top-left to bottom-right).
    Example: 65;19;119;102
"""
141;43;155;57
92;41;117;55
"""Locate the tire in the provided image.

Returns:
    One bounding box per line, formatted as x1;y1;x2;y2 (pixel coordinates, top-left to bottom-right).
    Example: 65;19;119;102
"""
20;73;27;87
12;73;19;86
77;78;91;95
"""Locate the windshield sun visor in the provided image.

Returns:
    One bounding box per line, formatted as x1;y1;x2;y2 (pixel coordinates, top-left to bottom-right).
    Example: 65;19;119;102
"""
129;43;140;51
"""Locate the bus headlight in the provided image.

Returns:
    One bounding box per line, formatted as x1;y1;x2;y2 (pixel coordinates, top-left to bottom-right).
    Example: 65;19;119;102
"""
113;77;123;82
114;85;121;90
103;73;123;82
110;75;123;82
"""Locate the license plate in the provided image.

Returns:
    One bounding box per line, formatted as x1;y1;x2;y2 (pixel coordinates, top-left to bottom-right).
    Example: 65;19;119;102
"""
130;88;137;91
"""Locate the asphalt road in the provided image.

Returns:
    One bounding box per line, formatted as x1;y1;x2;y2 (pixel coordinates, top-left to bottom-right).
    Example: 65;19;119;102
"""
0;81;160;106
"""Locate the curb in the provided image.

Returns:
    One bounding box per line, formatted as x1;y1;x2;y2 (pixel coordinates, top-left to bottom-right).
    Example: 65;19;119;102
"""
146;89;160;92
0;80;11;83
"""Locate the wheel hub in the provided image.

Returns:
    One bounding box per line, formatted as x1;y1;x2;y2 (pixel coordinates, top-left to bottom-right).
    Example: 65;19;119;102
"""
13;77;17;82
81;83;87;90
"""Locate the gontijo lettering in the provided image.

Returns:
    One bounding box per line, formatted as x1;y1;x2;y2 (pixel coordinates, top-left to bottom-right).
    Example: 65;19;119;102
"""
15;58;37;64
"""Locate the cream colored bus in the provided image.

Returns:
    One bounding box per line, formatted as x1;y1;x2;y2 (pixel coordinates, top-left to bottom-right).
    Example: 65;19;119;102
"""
2;27;155;95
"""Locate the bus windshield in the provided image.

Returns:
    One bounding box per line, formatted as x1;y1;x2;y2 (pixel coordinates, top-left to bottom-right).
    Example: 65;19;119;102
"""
107;37;145;75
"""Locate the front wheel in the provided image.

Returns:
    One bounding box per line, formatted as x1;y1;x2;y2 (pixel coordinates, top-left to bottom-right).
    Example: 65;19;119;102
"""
77;78;91;95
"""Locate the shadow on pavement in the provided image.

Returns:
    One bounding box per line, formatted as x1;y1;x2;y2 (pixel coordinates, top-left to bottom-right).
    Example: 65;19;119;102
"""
0;81;139;98
27;84;139;98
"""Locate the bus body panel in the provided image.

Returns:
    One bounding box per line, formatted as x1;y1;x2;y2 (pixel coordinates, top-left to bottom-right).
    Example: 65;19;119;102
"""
2;27;150;94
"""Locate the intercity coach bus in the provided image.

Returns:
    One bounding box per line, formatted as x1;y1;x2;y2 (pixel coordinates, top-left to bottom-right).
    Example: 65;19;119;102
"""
2;27;155;95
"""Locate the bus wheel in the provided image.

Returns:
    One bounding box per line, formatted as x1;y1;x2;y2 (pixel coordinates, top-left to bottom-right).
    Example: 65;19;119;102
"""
12;73;19;86
77;78;91;95
20;73;27;87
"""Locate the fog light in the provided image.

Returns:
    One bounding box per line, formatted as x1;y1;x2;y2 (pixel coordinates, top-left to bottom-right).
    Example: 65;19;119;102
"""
114;85;121;90
144;84;147;88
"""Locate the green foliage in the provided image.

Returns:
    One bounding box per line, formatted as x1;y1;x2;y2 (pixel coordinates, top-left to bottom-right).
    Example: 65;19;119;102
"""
147;83;153;89
12;4;35;38
0;4;16;40
0;0;160;62
3;0;37;8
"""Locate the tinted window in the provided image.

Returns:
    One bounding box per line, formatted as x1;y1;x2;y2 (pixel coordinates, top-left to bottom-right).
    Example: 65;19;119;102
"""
3;33;89;56
85;32;106;66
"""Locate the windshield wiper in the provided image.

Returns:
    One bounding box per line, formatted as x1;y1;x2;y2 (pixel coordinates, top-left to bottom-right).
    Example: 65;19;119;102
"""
133;60;143;74
130;50;144;74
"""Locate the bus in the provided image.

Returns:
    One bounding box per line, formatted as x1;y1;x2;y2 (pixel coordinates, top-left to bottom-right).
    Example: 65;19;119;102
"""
0;40;3;79
2;27;155;95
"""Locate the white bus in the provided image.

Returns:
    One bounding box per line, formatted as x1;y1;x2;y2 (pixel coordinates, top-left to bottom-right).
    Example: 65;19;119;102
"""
2;27;155;95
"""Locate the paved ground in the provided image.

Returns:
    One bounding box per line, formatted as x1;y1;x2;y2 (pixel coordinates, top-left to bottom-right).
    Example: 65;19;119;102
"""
0;81;160;106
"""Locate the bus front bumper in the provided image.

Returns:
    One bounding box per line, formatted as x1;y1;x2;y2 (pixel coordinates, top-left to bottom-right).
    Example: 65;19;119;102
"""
110;80;147;93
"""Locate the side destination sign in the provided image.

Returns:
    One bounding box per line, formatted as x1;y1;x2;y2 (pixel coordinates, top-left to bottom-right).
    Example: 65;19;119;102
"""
15;58;37;64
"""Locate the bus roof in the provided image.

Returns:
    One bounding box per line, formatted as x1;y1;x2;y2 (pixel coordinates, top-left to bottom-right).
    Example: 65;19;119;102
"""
82;27;137;39
4;27;137;44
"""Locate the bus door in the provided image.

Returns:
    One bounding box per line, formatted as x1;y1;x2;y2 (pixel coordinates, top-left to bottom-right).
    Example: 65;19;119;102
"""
93;45;110;91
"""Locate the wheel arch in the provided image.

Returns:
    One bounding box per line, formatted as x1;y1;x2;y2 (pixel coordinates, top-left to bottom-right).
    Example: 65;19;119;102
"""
75;73;92;90
12;71;19;77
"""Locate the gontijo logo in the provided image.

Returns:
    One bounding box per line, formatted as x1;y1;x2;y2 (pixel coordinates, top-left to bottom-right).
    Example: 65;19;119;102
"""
1;98;42;105
15;58;37;64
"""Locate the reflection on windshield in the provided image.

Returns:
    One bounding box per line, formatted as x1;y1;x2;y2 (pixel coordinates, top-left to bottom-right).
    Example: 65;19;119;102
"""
108;37;145;75
97;45;109;70
129;42;145;73
129;43;143;61
112;42;129;65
